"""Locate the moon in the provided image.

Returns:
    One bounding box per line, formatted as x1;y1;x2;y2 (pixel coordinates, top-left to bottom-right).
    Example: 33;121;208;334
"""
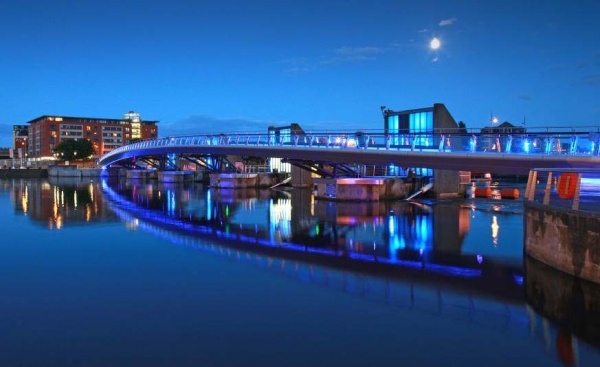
430;37;441;50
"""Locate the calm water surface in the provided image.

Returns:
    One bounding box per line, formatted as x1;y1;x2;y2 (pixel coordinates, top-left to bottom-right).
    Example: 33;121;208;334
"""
1;177;598;367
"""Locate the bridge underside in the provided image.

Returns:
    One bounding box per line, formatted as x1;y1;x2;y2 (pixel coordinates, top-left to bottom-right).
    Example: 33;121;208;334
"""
109;153;242;174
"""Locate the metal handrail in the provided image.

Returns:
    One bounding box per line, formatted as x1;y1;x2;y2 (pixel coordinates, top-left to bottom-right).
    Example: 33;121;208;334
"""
100;129;600;165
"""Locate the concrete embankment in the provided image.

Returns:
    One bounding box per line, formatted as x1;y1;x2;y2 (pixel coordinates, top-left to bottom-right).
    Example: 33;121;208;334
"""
48;166;103;178
0;168;48;179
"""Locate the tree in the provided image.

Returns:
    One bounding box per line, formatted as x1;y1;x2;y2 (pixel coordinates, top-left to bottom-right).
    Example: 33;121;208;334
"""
54;139;95;161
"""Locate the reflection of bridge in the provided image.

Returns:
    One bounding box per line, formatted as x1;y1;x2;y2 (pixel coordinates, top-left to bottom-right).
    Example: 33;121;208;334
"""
99;129;600;175
101;180;523;303
100;180;598;364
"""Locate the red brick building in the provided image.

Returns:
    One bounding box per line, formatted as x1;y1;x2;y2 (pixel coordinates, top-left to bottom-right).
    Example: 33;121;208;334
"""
26;111;158;159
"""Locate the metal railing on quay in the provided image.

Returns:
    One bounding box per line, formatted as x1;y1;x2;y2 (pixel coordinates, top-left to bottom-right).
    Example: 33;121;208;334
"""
525;168;600;212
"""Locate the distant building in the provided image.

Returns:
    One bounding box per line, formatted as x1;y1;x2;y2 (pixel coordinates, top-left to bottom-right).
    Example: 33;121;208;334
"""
13;125;28;151
25;112;158;159
480;121;526;134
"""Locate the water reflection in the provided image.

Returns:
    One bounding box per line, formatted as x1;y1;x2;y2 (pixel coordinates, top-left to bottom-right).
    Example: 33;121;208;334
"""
4;177;117;228
2;178;599;365
100;179;599;365
525;256;600;355
100;179;524;302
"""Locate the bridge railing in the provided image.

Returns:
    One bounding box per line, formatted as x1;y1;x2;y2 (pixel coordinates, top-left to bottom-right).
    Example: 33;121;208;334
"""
100;127;600;164
525;168;600;212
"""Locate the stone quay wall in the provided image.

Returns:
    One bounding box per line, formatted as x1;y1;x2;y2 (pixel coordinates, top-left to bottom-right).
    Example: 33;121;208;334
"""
524;200;600;285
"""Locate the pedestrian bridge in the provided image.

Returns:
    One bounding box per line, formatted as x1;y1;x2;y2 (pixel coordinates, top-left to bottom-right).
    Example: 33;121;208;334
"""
99;128;600;175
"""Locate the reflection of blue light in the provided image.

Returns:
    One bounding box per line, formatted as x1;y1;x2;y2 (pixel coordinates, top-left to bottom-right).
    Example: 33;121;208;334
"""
523;139;530;153
101;181;491;282
477;255;483;264
167;189;175;214
513;275;524;285
388;216;395;235
420;216;428;243
206;189;212;220
167;153;177;168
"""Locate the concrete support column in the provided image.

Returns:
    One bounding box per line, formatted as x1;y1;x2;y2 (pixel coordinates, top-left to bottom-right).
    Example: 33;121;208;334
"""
433;169;466;198
291;165;313;188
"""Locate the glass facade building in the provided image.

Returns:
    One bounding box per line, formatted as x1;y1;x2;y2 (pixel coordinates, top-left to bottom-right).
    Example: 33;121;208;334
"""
383;103;458;177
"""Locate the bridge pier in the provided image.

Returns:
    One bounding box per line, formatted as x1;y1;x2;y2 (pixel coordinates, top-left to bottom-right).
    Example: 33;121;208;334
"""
291;165;313;188
432;169;470;198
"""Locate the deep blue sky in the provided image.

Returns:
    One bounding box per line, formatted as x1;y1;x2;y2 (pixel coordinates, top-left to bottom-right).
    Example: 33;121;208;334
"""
1;0;599;146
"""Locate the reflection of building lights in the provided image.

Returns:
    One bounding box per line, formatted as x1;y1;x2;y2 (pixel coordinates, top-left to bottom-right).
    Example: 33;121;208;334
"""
21;186;28;214
269;198;292;240
125;218;140;230
491;216;499;246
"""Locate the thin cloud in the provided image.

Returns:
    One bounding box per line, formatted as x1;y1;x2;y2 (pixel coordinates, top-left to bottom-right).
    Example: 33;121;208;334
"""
572;74;600;86
439;17;457;26
431;57;439;63
333;46;383;61
283;46;385;71
278;57;312;74
517;94;532;101
418;28;428;33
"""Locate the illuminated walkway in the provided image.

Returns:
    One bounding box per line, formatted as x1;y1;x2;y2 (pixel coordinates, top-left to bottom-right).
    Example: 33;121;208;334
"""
99;128;600;174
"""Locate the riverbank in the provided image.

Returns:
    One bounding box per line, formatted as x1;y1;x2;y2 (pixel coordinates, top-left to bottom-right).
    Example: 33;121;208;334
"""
0;168;48;179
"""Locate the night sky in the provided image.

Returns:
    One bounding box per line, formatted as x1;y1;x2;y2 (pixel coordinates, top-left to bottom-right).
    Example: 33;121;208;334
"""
1;0;599;146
